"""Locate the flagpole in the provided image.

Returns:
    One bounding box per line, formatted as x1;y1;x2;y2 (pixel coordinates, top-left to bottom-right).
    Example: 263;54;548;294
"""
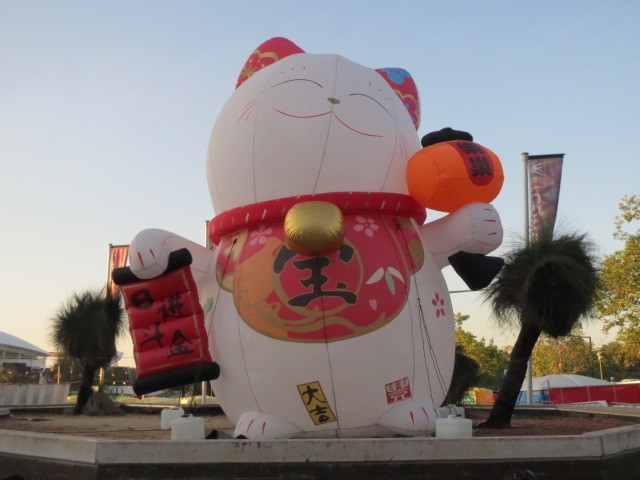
522;152;533;405
202;220;210;405
107;243;114;297
522;152;530;246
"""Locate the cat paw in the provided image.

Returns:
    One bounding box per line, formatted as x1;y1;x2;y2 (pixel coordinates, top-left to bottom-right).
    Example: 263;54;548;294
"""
129;229;176;279
375;397;438;436
234;411;303;439
465;202;503;248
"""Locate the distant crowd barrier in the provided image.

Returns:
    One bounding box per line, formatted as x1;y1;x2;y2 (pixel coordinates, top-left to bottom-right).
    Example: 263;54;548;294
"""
0;383;70;406
549;383;640;405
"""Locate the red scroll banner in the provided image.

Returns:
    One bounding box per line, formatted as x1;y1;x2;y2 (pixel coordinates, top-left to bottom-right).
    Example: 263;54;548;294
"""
528;154;565;241
112;248;219;395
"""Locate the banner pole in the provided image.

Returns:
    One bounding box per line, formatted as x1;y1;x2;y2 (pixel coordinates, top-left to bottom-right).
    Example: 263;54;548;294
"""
203;220;210;405
107;243;114;297
522;152;530;246
522;152;534;405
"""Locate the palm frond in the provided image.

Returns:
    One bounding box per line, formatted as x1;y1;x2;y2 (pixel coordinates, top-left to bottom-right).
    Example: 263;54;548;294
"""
483;230;600;336
525;234;600;336
49;288;125;368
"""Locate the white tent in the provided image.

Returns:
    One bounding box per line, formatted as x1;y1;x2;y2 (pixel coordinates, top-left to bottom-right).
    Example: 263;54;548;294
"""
518;374;610;404
521;374;610;391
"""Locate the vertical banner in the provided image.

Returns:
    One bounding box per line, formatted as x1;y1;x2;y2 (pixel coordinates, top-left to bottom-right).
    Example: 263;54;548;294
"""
528;154;565;241
107;244;129;297
111;249;220;395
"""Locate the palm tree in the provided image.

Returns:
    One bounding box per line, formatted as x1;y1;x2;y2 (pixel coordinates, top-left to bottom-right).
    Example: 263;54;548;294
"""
479;230;599;428
50;289;125;415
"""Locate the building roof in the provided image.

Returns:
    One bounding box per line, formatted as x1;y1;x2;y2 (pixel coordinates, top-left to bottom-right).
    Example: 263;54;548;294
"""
521;374;610;391
0;331;50;357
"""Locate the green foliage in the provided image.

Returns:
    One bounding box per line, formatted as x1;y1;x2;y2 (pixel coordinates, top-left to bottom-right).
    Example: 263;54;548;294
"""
531;333;595;377
49;356;83;383
0;366;39;384
104;366;136;385
454;313;509;391
610;325;640;372
594;195;640;377
613;194;640;241
597;240;640;332
595;195;640;333
597;338;640;381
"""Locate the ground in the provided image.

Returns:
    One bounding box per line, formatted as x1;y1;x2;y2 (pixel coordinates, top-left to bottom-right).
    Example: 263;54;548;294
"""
467;408;638;437
0;409;234;440
0;407;638;439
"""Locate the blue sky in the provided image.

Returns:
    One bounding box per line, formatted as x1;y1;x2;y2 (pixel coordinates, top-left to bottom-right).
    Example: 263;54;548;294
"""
2;1;638;366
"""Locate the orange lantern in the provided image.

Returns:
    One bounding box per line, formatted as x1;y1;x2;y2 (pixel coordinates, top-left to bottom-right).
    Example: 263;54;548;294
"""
406;129;503;212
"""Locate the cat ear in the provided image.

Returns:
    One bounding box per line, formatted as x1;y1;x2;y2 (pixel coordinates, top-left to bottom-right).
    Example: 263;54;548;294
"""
375;68;420;130
236;37;305;89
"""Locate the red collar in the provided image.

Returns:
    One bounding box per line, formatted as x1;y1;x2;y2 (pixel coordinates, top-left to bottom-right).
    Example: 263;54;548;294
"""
208;192;425;246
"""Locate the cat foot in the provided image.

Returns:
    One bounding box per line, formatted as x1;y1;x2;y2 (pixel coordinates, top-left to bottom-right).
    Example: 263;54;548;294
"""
375;397;438;436
234;411;303;439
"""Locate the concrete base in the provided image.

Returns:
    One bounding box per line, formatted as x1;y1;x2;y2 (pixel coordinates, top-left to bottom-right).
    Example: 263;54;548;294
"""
1;425;639;479
1;408;639;480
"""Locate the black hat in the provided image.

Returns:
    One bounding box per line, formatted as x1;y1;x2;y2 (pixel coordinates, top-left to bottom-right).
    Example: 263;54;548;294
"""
421;127;473;148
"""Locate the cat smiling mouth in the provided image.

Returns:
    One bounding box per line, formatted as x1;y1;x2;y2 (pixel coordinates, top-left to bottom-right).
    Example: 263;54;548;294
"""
272;109;383;137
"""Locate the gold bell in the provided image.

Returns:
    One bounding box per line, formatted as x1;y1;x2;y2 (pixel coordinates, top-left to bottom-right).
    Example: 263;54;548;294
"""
284;201;345;256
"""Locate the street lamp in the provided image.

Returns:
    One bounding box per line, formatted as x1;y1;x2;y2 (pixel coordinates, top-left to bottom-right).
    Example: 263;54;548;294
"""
569;335;594;377
580;336;594;378
594;348;604;380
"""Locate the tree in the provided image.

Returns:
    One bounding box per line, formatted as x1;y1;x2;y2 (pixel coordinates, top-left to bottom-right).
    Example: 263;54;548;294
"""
50;356;83;383
50;289;125;414
531;333;594;377
593;325;640;382
613;194;640;241
454;313;509;391
479;230;599;429
0;366;39;384
445;345;479;405
595;195;640;367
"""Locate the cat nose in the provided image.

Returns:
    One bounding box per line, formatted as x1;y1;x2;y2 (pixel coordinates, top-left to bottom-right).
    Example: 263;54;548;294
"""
327;97;340;104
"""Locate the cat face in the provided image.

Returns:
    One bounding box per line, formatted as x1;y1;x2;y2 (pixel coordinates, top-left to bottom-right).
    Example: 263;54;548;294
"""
207;51;421;214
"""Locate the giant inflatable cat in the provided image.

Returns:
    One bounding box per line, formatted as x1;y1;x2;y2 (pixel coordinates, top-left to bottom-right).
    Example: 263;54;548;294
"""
113;37;504;439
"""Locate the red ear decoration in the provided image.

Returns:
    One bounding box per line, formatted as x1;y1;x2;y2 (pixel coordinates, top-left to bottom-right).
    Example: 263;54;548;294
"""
375;68;420;130
236;37;305;89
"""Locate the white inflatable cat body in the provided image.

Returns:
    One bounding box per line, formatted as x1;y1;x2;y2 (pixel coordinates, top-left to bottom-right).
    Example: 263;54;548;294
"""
126;38;502;439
